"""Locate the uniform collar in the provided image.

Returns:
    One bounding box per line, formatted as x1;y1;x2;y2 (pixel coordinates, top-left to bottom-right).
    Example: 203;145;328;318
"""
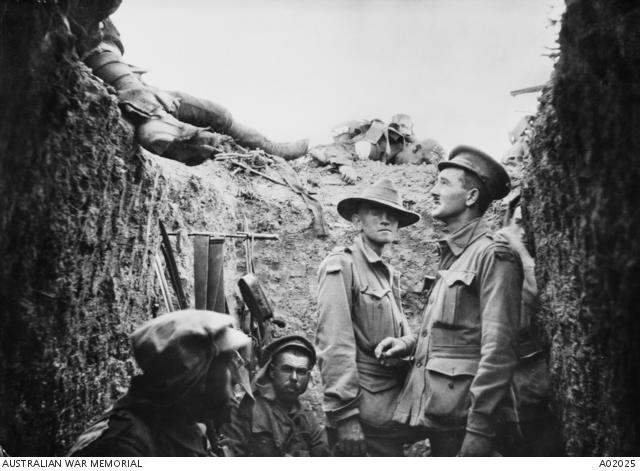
255;380;302;415
440;217;490;256
353;234;385;265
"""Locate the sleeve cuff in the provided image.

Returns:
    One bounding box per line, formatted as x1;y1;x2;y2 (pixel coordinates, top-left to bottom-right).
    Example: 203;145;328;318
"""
466;411;495;438
399;334;417;353
325;406;360;428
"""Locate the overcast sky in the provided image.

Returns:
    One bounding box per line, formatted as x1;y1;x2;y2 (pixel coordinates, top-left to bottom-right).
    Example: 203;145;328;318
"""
112;0;562;159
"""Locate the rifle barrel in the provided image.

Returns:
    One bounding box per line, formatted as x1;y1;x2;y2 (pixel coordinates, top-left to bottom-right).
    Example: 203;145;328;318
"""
167;231;279;241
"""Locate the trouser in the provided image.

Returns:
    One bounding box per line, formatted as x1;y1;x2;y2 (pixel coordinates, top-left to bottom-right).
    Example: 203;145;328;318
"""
165;91;308;160
412;415;563;457
166;91;233;133
426;408;565;456
326;423;426;457
495;405;565;456
428;430;466;456
125;89;234;165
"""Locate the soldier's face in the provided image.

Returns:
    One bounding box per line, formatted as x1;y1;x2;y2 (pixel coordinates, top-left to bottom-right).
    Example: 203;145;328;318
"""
353;202;399;249
430;168;471;223
192;354;234;424
501;142;525;185
509;206;525;240
387;132;406;157
269;350;311;405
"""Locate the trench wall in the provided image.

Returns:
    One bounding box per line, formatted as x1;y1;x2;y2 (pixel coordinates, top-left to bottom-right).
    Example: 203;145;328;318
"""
0;3;239;455
524;1;640;456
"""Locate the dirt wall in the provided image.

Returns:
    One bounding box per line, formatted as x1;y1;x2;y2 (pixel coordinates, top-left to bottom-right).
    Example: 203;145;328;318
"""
524;1;640;456
0;3;240;455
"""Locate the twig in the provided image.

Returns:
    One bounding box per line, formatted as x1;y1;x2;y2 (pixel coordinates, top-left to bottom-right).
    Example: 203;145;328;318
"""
510;85;545;97
215;153;256;160
229;160;287;187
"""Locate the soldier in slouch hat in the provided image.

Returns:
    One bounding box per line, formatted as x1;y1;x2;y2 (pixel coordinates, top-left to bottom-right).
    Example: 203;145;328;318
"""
315;178;422;456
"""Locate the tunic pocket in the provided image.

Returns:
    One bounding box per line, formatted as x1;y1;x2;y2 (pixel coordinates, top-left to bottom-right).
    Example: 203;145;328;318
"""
361;286;390;300
424;357;478;422
437;270;475;325
358;286;393;344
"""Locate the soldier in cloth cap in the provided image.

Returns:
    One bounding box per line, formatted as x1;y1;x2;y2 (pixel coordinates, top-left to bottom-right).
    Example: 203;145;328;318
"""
69;310;251;456
315;178;422;456
375;146;523;456
222;335;330;456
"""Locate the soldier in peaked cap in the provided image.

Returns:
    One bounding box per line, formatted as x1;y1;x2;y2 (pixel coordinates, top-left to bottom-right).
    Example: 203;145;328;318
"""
69;310;251;457
376;146;523;456
222;335;330;456
315;178;422;456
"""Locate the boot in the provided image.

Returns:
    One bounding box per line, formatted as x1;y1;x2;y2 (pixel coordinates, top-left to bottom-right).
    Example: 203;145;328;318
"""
136;113;221;165
226;122;309;160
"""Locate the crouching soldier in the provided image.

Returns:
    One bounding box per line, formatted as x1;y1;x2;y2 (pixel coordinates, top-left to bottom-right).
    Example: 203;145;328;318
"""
315;178;422;456
222;335;330;456
69;310;251;456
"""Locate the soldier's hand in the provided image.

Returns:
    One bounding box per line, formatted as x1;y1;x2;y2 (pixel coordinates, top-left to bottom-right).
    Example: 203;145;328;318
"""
375;337;408;364
457;432;493;457
335;416;366;456
338;165;357;184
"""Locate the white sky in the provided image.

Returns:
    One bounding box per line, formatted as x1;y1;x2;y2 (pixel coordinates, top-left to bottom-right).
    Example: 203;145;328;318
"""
112;0;562;159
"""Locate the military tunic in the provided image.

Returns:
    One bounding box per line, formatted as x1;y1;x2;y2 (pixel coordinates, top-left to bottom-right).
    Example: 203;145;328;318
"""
223;383;329;457
315;235;414;454
393;218;522;439
68;394;211;457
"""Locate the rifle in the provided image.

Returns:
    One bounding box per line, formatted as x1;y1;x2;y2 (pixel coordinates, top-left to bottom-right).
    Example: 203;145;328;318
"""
237;273;286;366
162;226;283;370
153;253;173;314
162;230;279;313
159;220;188;310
